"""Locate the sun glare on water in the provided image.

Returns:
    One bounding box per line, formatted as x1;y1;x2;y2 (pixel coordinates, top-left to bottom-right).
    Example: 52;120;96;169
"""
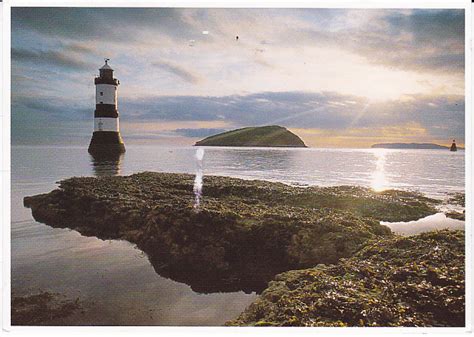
371;149;389;192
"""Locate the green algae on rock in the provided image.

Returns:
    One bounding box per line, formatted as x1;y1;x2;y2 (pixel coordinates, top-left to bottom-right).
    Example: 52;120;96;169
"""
24;172;438;293
229;230;465;327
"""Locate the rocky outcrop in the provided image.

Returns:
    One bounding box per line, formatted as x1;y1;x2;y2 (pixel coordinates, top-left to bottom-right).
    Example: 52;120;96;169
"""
229;230;465;327
23;172;438;293
23;172;463;327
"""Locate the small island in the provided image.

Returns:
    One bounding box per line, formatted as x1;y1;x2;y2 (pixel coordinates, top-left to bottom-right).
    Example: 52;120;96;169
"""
195;125;307;147
371;143;464;150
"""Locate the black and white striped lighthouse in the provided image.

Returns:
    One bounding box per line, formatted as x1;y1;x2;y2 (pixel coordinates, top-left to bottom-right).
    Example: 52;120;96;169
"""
88;59;125;154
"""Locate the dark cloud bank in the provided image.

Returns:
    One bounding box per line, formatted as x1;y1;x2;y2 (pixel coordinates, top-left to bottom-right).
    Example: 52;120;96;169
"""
11;48;90;70
12;91;465;144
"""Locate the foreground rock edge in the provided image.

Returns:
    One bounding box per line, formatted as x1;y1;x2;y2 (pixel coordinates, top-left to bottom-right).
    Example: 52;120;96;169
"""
228;230;465;327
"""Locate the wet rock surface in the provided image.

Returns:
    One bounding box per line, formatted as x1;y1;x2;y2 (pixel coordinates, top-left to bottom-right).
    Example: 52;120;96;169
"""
229;230;465;327
23;172;438;293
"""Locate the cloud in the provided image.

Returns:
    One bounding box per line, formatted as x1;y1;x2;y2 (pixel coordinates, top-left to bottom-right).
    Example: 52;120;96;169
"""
11;7;193;43
66;42;97;54
12;47;91;70
12;94;90;120
120;90;457;125
152;61;202;84
285;9;464;75
175;128;228;138
11;8;465;105
11;8;464;77
291;123;432;148
349;9;465;74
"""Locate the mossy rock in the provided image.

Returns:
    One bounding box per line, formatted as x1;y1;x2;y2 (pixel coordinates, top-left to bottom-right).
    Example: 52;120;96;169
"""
229;230;465;327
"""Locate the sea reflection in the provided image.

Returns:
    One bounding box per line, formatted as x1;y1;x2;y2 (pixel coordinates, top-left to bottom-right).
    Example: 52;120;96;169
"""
371;149;388;192
90;152;124;177
205;147;300;175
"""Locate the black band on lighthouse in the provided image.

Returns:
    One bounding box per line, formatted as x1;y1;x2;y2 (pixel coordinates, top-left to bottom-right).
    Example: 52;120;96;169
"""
95;77;119;85
95;104;118;118
90;131;124;144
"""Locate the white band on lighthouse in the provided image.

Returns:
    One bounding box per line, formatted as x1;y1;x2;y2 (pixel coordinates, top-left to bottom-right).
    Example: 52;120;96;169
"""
94;117;119;132
96;84;117;105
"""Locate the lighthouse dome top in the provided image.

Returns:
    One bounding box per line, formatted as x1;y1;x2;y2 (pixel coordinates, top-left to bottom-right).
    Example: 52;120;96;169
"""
100;58;113;70
95;58;119;85
100;63;113;70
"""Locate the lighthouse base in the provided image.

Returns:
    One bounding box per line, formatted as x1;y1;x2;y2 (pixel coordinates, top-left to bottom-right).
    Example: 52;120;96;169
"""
88;131;126;155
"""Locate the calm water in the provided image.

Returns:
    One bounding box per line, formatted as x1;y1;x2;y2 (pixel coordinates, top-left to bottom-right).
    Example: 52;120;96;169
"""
11;145;465;325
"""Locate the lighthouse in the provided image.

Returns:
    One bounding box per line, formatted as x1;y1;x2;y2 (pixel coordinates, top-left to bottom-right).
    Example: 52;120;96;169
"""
88;59;125;155
450;139;457;152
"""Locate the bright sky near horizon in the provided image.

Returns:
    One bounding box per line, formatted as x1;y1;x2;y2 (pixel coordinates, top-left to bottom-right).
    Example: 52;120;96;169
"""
11;7;465;147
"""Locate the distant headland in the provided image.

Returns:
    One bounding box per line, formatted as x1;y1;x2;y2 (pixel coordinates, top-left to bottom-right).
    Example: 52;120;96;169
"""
371;143;464;150
195;125;307;147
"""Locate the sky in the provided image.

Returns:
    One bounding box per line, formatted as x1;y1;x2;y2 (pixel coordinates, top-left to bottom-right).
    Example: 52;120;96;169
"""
11;7;465;147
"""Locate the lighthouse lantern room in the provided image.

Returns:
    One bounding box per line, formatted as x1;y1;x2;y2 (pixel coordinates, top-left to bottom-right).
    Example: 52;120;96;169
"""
88;59;125;154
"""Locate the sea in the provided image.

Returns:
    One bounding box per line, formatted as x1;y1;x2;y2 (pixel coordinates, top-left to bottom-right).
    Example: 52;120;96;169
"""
10;145;465;325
